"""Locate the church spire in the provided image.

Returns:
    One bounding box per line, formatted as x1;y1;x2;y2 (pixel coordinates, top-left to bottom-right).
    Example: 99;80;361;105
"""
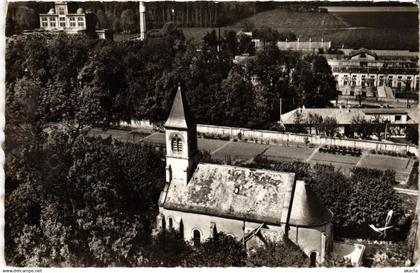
164;84;194;130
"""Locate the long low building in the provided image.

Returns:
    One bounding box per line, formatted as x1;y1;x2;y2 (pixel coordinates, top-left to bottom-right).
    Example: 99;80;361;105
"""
325;48;419;96
280;107;418;136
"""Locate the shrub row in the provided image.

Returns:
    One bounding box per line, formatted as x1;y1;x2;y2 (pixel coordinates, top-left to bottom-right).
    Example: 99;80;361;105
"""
370;149;415;158
319;145;362;157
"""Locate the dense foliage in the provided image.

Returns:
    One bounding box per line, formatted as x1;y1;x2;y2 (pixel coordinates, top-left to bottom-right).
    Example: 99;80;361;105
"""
247;239;309;267
6;132;166;266
6;29;336;129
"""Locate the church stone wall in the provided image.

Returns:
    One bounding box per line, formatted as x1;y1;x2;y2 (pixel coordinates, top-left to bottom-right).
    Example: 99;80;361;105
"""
288;223;333;264
158;208;285;244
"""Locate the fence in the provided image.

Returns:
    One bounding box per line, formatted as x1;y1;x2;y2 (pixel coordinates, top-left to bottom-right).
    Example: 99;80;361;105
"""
197;124;418;156
120;120;418;156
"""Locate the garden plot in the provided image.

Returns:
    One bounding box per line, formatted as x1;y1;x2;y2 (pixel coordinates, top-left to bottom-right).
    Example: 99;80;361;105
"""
357;154;413;183
309;152;361;176
211;141;269;161
142;133;166;145
262;145;315;162
358;154;411;172
197;138;229;154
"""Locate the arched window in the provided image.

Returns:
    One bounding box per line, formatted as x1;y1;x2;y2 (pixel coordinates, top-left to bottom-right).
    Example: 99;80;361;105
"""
171;135;182;152
193;230;201;247
179;220;184;238
161;217;166;230
168;217;173;229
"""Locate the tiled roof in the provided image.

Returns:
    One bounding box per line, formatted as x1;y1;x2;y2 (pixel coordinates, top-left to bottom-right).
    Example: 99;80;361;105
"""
362;109;408;115
163;163;296;225
281;108;364;125
281;107;412;125
348;48;378;59
289;180;333;227
164;85;195;129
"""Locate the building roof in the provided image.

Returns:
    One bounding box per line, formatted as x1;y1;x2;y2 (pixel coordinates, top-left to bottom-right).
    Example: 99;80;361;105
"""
281;108;363;125
289;180;333;227
164;85;194;129
281;107;412;125
362;109;408;115
348;48;378;59
162;163;296;226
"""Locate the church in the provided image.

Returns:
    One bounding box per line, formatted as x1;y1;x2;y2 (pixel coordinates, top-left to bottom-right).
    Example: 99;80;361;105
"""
157;86;334;265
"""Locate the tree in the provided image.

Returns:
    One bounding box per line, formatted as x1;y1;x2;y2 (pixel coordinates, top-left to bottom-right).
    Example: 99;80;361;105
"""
349;168;403;227
350;116;374;139
247;238;309;267
6;134;166;266
120;9;136;33
405;125;418;145
14;6;38;34
237;33;255;55
222;30;238;56
189;233;247;266
216;68;254;127
319;116;338;137
203;30;218;49
307;113;323;135
145;229;191;267
253;26;280;49
240;20;255;32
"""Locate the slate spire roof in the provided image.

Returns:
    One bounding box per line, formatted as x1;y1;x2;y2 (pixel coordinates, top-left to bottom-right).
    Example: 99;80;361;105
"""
164;84;195;129
289;180;333;227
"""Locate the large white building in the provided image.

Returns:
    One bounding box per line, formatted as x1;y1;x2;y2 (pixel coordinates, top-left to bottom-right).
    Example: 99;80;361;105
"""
37;1;112;39
326;48;419;98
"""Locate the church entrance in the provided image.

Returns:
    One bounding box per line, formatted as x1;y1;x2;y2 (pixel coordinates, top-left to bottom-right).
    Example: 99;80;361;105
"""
309;252;317;267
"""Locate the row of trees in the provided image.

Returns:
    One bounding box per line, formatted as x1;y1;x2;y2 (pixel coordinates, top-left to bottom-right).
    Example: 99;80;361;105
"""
6;26;337;129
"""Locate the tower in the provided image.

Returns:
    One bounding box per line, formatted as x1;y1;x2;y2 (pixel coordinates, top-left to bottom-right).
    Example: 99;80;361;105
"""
164;85;198;185
139;1;146;40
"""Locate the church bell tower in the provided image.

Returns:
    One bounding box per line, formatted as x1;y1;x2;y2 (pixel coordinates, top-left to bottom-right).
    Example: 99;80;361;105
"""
164;85;198;185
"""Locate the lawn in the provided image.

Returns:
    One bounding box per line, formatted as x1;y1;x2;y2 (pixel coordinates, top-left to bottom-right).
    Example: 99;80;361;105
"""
229;8;418;50
197;138;228;153
113;8;418;50
332;12;418;28
311;152;361;165
231;9;346;29
262;145;314;161
358;154;411;172
142;133;166;145
211;141;268;161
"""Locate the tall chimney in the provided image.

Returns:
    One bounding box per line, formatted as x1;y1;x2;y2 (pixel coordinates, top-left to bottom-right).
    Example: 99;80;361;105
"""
139;1;146;40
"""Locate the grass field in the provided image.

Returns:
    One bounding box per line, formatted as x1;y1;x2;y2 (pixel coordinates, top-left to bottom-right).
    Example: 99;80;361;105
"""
142;133;166;144
229;8;418;50
113;8;418;50
332;12;418;28
309;152;361;176
198;138;228;153
232;9;346;29
212;141;268;161
358;154;411;172
263;145;314;161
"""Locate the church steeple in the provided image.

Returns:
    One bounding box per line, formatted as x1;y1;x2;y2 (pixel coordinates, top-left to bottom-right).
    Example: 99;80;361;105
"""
164;84;194;130
164;84;198;185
